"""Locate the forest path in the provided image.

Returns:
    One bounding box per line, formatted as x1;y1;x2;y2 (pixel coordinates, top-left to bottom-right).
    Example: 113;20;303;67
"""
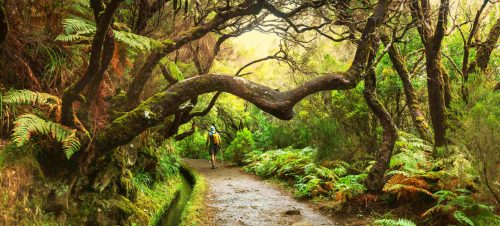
183;159;336;226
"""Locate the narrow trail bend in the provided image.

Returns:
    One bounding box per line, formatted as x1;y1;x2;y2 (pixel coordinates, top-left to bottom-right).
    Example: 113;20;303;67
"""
183;159;335;226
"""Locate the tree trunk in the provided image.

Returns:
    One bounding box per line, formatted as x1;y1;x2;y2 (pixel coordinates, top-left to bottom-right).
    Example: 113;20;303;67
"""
364;68;398;192
382;36;433;142
468;17;500;74
425;49;449;147
0;0;7;43
410;0;451;147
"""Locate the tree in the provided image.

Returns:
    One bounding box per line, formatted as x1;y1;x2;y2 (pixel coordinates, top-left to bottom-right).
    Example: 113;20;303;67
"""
409;0;452;147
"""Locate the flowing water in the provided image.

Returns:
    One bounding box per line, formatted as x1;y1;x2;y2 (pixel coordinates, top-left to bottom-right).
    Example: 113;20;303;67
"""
159;173;193;226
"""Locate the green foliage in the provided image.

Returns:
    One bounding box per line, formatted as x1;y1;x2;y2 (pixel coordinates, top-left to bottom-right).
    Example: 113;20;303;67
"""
388;131;433;177
56;18;95;42
451;89;499;201
373;218;417;226
133;171;153;192
334;174;367;202
174;129;207;159
2;89;61;110
244;147;350;199
56;17;162;52
157;155;180;180
423;190;500;225
11;114;80;159
226;128;255;165
167;60;185;81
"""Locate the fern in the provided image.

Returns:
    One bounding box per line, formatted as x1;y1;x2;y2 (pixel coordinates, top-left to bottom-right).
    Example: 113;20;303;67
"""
373;218;417;226
56;17;162;52
12;114;80;159
113;30;163;52
334;174;367;202
383;174;433;199
2;89;61;107
423;189;500;225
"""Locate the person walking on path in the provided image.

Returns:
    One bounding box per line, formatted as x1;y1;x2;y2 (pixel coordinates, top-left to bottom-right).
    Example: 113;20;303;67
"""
206;126;222;169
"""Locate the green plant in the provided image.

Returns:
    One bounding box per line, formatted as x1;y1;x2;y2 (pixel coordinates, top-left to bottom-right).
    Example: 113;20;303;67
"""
373;218;417;226
133;171;153;192
174;130;207;159
334;174;367;202
451;90;500;203
56;17;162;52
245;147;345;199
2;89;61;114
12;114;80;158
156;155;180;180
423;190;500;225
226;128;255;165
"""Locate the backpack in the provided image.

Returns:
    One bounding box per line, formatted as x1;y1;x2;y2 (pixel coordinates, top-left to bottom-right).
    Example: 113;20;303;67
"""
210;132;222;146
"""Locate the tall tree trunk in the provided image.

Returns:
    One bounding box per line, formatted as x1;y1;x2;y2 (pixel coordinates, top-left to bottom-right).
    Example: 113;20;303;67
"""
0;0;6;43
364;68;398;192
426;49;449;147
382;36;433;142
410;0;451;147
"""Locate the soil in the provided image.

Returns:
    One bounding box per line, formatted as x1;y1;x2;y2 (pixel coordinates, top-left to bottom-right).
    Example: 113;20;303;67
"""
183;159;336;226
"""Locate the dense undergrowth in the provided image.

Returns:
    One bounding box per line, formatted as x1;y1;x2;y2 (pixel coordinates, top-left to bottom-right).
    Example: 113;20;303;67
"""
0;136;185;225
242;130;500;225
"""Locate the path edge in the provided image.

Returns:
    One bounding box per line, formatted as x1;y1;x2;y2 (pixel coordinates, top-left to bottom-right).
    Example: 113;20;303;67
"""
179;162;208;226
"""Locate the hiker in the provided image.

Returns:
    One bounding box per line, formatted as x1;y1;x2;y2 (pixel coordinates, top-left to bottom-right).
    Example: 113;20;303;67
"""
206;126;222;169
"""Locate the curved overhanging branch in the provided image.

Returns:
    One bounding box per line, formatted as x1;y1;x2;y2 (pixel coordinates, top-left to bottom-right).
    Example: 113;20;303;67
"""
94;0;392;152
96;72;354;150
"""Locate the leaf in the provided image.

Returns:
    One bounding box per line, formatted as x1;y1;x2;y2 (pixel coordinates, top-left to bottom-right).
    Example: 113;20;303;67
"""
168;61;185;81
453;211;475;226
12;114;81;159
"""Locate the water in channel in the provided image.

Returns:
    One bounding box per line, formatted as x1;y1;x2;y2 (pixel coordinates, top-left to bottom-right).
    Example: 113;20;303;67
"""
159;174;193;226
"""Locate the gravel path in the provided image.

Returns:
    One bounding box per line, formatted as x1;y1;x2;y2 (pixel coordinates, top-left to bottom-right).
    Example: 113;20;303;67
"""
183;159;336;226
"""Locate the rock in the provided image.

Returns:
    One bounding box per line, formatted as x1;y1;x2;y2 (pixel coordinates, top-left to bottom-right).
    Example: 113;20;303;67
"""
284;209;301;215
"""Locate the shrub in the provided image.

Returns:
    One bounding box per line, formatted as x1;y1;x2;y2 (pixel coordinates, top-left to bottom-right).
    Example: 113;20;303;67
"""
226;128;255;165
451;90;500;203
174;130;207;159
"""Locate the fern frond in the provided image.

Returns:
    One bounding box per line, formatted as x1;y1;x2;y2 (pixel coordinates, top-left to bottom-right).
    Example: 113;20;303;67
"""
3;89;62;121
113;30;162;52
56;17;162;52
61;18;96;35
383;174;433;199
3;90;61;107
374;218;417;226
12;114;80;159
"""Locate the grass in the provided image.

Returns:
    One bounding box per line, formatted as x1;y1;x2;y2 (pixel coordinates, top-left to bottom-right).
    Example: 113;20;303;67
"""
179;162;208;226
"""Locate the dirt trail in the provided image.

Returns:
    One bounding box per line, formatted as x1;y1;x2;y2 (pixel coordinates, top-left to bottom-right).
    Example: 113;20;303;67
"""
183;159;336;226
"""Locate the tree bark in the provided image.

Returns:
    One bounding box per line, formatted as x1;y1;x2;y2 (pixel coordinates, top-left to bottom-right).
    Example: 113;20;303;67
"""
0;0;7;43
410;0;450;147
468;16;500;74
364;68;398;192
61;0;124;126
382;36;433;142
78;30;116;128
